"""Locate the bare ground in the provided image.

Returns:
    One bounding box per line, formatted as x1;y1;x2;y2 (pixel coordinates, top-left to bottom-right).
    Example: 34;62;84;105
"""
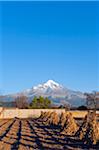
0;118;99;150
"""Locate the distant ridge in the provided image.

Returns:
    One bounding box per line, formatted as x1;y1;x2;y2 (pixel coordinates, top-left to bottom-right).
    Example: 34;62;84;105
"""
0;80;86;106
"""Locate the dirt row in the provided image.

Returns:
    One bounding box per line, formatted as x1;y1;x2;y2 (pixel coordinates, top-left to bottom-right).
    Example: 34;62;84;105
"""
0;118;66;150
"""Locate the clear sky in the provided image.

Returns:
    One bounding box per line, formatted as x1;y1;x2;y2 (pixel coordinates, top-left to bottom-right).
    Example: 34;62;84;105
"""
0;1;99;94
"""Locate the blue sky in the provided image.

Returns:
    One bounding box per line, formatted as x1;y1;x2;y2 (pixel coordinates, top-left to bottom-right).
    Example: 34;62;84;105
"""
0;1;99;94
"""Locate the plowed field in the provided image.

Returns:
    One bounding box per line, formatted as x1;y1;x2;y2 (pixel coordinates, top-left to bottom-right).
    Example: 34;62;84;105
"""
0;118;99;150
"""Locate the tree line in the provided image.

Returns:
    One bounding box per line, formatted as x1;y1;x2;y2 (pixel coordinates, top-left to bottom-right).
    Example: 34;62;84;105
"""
15;96;52;109
3;92;99;110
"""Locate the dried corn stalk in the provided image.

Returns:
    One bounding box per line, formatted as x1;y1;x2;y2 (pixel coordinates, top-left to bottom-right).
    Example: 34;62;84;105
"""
76;111;99;145
61;112;78;135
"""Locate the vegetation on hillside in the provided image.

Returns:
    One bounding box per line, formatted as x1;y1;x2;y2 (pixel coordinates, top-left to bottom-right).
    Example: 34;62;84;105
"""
29;96;52;109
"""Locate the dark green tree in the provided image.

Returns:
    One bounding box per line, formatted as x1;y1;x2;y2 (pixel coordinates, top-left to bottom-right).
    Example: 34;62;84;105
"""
30;96;52;109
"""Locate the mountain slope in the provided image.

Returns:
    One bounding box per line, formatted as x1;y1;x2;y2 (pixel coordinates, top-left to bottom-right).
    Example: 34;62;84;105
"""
0;80;86;106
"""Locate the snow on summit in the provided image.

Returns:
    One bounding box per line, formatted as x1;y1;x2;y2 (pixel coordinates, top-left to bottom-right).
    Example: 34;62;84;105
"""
33;80;63;90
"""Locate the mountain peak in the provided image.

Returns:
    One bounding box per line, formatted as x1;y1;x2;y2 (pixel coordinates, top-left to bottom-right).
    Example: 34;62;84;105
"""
46;79;56;84
33;79;62;91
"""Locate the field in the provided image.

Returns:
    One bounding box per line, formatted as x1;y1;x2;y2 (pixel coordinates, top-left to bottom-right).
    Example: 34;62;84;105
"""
0;116;99;150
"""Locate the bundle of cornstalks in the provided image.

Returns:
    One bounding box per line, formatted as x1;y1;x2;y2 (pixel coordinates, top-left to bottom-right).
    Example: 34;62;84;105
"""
76;111;99;145
43;111;52;122
38;111;51;122
44;111;59;126
60;112;78;135
39;111;46;119
59;112;68;127
50;111;59;126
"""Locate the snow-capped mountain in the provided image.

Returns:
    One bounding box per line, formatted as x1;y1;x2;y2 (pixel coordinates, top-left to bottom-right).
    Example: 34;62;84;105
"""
0;80;86;106
23;80;68;97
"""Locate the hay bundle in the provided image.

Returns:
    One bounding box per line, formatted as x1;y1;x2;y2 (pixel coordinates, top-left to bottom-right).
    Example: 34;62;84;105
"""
39;111;46;119
59;112;68;127
75;111;91;139
61;112;78;135
43;111;52;122
51;112;59;125
43;111;53;125
76;111;99;145
38;111;51;121
44;111;59;126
